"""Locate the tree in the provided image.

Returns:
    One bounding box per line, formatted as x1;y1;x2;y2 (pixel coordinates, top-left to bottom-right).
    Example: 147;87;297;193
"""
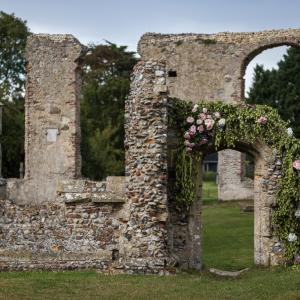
247;47;300;137
0;12;30;177
81;42;137;180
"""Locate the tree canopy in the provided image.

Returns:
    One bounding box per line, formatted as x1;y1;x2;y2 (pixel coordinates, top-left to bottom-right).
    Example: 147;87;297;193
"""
0;11;30;178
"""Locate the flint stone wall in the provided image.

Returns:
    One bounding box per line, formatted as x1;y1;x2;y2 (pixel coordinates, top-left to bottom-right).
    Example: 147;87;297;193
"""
0;176;131;271
138;29;300;201
2;30;299;273
124;29;300;270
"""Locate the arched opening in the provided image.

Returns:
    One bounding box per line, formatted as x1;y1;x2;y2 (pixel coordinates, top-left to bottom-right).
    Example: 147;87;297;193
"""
202;150;254;270
187;140;274;270
220;42;300;205
244;43;300;137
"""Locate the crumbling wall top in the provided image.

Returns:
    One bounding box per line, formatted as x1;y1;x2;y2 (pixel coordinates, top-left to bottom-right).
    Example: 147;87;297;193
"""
138;29;300;57
26;34;86;61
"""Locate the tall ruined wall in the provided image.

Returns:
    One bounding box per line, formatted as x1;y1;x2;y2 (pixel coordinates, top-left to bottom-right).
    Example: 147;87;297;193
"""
8;34;84;204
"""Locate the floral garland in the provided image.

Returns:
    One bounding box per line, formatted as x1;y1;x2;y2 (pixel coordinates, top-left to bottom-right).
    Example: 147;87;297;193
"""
170;98;300;263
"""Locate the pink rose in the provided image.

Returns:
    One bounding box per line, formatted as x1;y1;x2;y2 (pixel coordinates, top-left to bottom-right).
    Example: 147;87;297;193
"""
197;125;204;133
214;112;221;119
293;160;300;170
204;118;215;130
184;140;190;146
257;116;268;125
199;113;206;120
186;116;194;124
184;132;191;139
189;125;197;135
199;138;208;145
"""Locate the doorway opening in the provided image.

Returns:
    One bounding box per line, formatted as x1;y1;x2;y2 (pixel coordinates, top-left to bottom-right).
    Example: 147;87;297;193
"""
202;151;254;270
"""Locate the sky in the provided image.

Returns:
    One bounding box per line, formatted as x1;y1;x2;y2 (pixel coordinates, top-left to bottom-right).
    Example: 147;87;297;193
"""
1;0;299;92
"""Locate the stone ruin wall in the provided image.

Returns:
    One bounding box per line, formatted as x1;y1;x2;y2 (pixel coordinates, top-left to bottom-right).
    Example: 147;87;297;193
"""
0;35;134;272
137;30;300;201
134;29;300;269
1;29;300;273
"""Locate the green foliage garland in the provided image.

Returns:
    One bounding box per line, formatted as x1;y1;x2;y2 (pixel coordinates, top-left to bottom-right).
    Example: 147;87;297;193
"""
170;98;300;262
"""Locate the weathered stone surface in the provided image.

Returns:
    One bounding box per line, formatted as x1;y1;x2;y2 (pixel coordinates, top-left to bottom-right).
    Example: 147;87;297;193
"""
11;34;86;204
2;30;298;273
218;150;254;201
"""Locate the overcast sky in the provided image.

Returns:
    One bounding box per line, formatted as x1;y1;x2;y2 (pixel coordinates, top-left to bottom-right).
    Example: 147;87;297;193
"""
1;0;299;92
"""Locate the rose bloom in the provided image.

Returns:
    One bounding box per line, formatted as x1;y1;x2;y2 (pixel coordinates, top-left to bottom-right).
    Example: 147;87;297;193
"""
196;119;203;125
206;114;212;119
214;112;221;119
186;116;194;124
205;118;215;130
192;104;199;113
257;116;268;125
199;113;206;120
187;147;193;152
203;108;208;113
184;132;191;139
199;138;208;145
197;125;204;133
189;125;197;135
184;140;190;146
293;160;300;170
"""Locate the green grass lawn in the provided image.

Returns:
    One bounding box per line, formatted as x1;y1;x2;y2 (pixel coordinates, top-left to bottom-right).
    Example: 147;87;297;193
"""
0;182;299;299
202;181;254;270
202;180;218;205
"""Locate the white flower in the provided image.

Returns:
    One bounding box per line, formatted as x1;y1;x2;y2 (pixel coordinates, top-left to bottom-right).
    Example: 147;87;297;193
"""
204;118;215;130
214;112;221;119
295;210;300;218
192;104;199;113
287;127;293;137
203;108;208;113
186;116;194;124
218;118;226;128
288;233;297;242
196;119;203;125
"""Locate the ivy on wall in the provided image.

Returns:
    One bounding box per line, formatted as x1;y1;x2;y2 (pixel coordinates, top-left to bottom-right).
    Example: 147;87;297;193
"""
170;98;300;262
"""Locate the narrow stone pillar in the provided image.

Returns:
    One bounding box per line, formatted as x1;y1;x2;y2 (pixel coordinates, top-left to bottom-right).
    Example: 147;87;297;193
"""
25;34;83;180
123;60;170;272
218;150;254;201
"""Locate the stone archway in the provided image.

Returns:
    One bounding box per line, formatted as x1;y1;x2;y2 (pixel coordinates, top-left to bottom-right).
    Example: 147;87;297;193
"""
123;30;300;273
173;140;280;270
124;60;285;271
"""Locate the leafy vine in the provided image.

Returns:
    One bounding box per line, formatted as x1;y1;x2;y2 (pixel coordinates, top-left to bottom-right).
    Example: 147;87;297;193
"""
169;98;300;262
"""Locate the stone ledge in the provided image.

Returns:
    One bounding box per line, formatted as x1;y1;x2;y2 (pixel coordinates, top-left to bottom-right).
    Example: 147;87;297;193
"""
57;178;125;204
